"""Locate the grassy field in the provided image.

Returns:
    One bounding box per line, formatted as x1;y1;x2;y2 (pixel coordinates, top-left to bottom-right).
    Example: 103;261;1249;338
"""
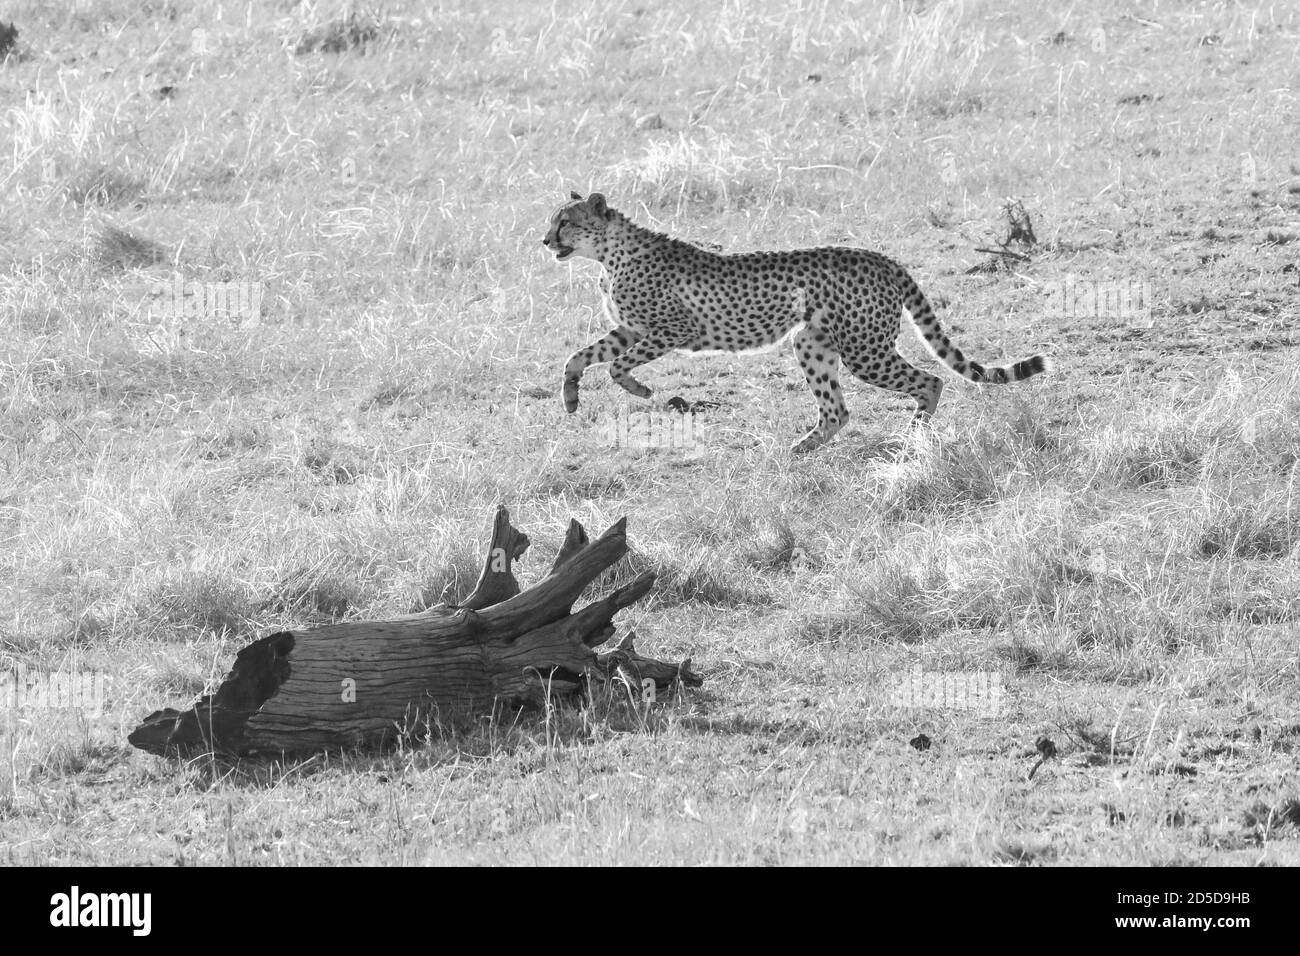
2;0;1299;865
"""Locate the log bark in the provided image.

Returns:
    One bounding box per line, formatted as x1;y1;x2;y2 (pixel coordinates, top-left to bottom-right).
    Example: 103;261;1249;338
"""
128;508;700;756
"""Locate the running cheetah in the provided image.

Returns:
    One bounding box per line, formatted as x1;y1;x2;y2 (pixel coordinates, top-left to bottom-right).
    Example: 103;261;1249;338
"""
543;192;1048;452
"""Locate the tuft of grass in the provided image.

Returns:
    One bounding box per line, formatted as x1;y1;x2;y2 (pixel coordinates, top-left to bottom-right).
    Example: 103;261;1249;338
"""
800;514;1095;645
64;165;146;207
146;571;254;637
1083;377;1295;491
94;224;168;270
264;564;374;622
294;10;384;55
603;545;773;608
301;436;374;485
407;543;486;611
358;379;418;412
1194;486;1300;558
865;410;1058;520
1205;566;1300;624
192;424;270;461
1088;420;1209;488
991;836;1056;865
1241;796;1300;843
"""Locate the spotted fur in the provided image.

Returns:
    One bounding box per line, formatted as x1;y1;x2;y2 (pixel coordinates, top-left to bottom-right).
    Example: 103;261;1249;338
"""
543;192;1049;452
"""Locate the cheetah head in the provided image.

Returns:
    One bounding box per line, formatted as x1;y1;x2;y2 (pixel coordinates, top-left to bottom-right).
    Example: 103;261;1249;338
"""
542;191;612;262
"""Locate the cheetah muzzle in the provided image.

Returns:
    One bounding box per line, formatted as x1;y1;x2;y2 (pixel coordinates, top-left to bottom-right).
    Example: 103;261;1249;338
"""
543;191;1050;452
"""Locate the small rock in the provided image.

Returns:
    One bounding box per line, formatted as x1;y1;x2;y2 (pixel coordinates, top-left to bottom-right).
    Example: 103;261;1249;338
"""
0;21;17;59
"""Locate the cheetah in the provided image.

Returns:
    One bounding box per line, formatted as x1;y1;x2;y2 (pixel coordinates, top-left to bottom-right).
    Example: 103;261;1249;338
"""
543;192;1048;453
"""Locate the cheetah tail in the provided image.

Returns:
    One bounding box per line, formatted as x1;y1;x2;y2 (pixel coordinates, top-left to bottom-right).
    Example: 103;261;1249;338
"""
898;270;1051;385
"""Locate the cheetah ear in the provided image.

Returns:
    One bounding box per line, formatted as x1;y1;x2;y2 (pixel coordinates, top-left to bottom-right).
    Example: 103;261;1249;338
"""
569;190;584;201
587;192;608;218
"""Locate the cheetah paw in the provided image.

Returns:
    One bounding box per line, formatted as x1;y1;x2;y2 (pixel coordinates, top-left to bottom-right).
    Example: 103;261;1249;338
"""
791;432;826;455
562;379;579;413
615;377;652;400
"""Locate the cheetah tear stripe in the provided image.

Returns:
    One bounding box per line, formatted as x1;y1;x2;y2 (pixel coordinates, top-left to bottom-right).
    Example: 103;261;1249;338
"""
544;192;1050;453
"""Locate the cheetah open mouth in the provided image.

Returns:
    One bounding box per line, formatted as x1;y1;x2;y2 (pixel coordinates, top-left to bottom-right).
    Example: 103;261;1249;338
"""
553;244;575;261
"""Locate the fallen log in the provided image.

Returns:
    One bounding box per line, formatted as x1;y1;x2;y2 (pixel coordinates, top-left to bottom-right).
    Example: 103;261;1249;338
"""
129;508;700;756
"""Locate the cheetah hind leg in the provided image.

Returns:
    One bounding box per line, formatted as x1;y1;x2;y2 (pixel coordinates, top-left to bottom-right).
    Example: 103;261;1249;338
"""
840;346;943;427
790;326;849;454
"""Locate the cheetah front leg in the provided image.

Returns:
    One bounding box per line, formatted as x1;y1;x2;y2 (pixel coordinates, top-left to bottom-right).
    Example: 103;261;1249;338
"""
562;327;642;412
607;332;687;402
791;325;849;454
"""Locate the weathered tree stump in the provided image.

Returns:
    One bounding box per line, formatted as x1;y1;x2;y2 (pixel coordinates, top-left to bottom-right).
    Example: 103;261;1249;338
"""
129;508;700;756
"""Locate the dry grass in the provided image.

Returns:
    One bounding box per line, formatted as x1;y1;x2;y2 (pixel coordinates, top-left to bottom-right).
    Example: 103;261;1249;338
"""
2;0;1299;864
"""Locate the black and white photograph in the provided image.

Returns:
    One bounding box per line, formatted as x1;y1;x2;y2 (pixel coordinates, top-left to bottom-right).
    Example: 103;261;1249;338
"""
1;0;1296;894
